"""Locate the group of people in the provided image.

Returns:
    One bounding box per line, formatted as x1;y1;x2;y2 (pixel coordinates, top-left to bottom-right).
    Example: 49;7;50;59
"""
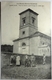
10;55;21;66
25;54;36;67
10;54;46;66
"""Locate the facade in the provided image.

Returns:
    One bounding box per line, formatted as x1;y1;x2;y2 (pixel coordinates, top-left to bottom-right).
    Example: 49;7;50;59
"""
13;9;51;57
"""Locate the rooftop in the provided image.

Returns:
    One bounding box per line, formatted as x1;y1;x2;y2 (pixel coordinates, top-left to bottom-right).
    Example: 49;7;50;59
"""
13;31;51;42
19;8;39;15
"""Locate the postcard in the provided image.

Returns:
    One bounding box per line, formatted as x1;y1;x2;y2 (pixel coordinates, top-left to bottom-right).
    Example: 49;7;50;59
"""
1;1;51;79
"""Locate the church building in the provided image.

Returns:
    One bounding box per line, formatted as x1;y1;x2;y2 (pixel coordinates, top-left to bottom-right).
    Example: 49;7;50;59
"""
13;8;51;57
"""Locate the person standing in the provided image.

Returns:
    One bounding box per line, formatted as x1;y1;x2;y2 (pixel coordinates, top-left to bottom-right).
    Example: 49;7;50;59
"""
10;55;16;66
31;54;36;67
43;54;46;65
16;56;21;66
25;55;28;67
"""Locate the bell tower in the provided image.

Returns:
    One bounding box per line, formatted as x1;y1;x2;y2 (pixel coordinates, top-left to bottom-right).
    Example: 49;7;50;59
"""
19;9;38;38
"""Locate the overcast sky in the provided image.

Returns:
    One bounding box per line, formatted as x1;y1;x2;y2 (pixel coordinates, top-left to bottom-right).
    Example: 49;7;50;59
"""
1;1;51;45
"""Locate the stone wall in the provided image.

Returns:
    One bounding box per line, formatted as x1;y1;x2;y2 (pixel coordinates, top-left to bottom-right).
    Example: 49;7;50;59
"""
1;53;11;68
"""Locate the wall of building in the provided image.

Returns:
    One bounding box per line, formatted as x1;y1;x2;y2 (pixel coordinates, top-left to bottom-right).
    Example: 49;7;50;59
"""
38;37;51;56
30;36;40;55
38;46;50;56
18;38;29;54
19;10;38;38
13;38;30;54
19;27;29;38
13;41;19;53
29;11;38;30
13;36;51;56
29;27;37;36
20;11;29;28
40;37;51;46
20;10;38;28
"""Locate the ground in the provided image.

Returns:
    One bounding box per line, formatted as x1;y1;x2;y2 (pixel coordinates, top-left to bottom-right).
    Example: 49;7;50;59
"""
1;64;51;79
1;53;51;79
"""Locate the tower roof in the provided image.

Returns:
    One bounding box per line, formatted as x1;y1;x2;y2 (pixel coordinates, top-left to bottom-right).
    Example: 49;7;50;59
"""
19;8;39;15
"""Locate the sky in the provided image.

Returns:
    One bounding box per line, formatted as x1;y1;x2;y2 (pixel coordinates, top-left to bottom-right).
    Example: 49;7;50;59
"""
1;1;51;45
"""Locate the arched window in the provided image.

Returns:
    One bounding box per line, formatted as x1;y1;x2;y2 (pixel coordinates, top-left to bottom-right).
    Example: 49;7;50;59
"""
22;43;26;46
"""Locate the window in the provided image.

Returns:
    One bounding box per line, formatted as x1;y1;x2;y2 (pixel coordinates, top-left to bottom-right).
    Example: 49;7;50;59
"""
22;17;26;25
22;43;26;46
32;17;35;24
43;42;44;45
22;31;25;34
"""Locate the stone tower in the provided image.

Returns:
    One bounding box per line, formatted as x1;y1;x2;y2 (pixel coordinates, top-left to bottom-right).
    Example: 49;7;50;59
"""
19;8;38;38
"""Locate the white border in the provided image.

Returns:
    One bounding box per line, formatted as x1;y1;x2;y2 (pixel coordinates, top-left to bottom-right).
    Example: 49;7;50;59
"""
0;0;52;79
0;0;52;1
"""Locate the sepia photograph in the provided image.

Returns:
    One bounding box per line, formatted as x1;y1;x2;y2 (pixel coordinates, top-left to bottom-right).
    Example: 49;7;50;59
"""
1;1;51;79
